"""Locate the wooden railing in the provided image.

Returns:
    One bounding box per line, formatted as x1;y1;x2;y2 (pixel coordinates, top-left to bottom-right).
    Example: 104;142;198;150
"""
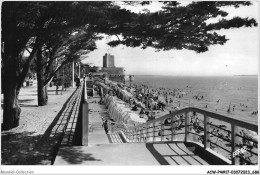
113;107;258;165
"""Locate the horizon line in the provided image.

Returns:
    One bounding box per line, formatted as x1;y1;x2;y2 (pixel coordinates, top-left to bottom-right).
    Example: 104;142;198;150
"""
128;74;258;77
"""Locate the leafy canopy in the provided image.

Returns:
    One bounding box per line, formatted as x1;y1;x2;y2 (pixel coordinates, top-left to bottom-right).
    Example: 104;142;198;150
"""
106;1;258;53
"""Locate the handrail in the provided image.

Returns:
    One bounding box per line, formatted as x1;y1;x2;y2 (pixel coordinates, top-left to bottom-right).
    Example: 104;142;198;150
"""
112;106;258;165
127;107;257;131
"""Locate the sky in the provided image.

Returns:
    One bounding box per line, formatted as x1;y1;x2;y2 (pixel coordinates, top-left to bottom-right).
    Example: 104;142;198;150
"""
82;1;259;76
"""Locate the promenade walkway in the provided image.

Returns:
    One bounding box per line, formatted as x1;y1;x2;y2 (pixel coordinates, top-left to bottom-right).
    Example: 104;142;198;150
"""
54;142;210;165
1;85;81;165
87;97;110;145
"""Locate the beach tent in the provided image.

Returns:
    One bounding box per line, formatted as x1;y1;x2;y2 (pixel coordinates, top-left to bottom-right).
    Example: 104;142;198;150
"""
105;94;146;126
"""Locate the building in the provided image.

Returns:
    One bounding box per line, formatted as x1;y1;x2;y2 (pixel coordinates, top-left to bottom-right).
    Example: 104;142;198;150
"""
83;54;126;83
103;53;115;68
101;53;125;83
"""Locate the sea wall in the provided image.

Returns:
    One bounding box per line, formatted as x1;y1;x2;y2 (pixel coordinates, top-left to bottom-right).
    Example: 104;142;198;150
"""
101;67;125;83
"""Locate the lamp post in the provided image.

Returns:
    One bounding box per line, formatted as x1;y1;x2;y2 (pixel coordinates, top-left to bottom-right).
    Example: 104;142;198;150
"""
72;61;75;88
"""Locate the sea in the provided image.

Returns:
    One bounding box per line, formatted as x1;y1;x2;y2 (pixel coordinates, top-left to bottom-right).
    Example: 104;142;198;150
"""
132;75;258;124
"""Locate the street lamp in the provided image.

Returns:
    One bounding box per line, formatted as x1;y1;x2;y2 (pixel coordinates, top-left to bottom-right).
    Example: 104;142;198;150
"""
72;61;75;88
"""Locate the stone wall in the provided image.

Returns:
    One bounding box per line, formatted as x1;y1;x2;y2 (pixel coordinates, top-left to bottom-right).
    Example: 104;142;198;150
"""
101;67;124;75
100;67;125;83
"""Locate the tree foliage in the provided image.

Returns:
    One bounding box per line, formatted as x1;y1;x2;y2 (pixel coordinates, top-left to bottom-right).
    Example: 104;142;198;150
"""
1;1;258;130
107;1;258;53
1;1;128;129
40;28;100;86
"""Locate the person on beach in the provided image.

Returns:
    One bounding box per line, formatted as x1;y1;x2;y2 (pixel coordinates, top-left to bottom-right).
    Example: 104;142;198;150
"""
140;108;145;114
151;112;155;120
193;117;204;132
227;104;231;113
132;104;138;111
161;102;165;111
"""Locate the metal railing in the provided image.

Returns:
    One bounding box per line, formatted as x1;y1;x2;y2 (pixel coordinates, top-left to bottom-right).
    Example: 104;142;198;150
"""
112;107;258;165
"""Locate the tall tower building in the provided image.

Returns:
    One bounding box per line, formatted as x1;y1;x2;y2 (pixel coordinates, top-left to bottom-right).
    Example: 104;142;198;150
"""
103;53;115;67
101;53;125;83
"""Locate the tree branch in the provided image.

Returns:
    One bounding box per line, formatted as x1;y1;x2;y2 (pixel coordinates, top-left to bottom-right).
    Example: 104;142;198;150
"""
17;37;41;90
43;59;69;86
25;46;31;54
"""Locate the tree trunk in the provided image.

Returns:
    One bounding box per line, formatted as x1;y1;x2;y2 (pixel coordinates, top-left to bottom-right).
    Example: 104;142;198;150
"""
3;86;21;130
37;82;48;106
2;56;21;130
2;8;40;130
36;49;48;106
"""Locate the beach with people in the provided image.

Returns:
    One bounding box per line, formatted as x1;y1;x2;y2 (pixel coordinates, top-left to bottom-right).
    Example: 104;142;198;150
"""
131;75;258;123
122;75;258;164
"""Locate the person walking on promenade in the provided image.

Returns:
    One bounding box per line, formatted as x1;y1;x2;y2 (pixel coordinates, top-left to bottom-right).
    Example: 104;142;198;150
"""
75;77;80;88
104;120;108;134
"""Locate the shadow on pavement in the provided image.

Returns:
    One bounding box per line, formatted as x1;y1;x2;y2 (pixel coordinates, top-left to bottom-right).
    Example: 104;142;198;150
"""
1;131;49;165
145;142;209;165
57;147;101;164
1;88;79;165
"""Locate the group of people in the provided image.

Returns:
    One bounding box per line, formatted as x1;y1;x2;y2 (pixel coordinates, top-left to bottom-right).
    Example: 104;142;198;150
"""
104;79;257;127
128;83;197;122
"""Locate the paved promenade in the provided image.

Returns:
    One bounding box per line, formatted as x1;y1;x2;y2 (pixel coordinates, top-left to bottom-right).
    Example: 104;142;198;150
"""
1;85;81;165
87;97;110;145
54;142;210;165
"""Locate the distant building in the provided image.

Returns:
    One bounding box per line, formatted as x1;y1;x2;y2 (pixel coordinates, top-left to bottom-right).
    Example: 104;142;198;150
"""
83;54;126;83
103;53;115;67
101;53;125;83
